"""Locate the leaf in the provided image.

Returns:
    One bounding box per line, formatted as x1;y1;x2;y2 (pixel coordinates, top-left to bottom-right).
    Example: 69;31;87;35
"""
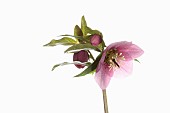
59;34;89;42
87;50;95;61
86;26;102;36
81;16;87;36
52;61;91;71
64;43;101;53
134;59;140;63
74;53;102;77
44;37;78;46
74;25;83;36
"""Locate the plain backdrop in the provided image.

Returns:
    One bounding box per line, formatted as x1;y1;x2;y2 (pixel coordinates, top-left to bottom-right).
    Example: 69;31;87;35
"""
0;0;170;113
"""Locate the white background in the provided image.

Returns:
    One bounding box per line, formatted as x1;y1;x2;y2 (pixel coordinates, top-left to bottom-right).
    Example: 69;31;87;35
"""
0;0;170;113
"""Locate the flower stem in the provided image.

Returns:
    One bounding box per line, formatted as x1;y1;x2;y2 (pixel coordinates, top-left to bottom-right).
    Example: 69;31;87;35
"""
102;89;109;113
87;50;95;61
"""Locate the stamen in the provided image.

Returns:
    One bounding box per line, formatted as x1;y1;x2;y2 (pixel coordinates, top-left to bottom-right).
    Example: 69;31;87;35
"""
121;56;125;60
119;53;122;56
104;49;120;69
112;59;120;68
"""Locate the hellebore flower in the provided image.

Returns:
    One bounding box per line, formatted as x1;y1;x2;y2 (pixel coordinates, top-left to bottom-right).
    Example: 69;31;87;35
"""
73;50;89;68
95;41;144;89
90;34;102;46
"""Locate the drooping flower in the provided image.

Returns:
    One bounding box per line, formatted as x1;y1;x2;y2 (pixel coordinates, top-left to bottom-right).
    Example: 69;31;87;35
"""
90;34;102;46
95;41;144;89
73;50;89;68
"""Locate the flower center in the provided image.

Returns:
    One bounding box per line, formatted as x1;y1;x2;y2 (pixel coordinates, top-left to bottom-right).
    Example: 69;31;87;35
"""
104;49;125;69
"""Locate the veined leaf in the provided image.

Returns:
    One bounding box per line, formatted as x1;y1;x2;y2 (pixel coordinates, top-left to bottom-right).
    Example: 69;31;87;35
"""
74;53;102;77
81;16;87;36
64;43;101;53
52;61;91;71
44;37;78;46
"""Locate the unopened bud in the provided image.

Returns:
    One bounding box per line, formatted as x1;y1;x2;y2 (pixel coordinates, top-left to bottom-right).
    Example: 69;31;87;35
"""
73;50;89;68
90;34;102;46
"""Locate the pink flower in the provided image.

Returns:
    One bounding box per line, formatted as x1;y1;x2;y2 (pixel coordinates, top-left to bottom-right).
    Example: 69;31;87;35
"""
90;34;102;46
95;41;144;89
73;50;89;68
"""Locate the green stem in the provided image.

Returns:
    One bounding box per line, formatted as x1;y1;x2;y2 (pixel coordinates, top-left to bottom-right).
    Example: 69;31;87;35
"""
88;50;95;61
102;89;109;113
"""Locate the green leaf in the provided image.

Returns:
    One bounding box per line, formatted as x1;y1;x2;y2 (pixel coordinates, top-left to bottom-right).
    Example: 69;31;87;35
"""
87;50;95;61
52;61;91;71
59;34;89;42
134;59;140;63
81;16;87;36
74;53;102;77
64;43;101;53
86;26;102;36
44;37;78;46
74;25;83;36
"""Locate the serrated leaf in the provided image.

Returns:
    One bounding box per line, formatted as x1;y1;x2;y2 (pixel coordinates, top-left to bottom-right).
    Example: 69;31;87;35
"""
81;16;87;36
74;53;102;77
44;37;78;46
74;25;83;36
52;61;91;71
64;43;101;53
134;59;140;63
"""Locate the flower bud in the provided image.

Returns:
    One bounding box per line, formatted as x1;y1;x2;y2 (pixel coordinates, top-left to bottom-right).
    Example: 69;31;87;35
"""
90;34;102;46
73;50;89;68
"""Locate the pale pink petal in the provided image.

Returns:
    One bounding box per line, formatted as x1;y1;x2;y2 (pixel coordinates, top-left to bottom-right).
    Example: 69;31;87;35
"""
95;62;113;89
107;41;132;50
113;60;133;78
117;43;144;61
107;41;144;61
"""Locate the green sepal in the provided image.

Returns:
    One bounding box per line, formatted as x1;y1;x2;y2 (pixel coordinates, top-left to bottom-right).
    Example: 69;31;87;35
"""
81;16;87;36
64;43;101;53
44;37;78;46
96;43;104;52
52;61;91;71
74;53;102;77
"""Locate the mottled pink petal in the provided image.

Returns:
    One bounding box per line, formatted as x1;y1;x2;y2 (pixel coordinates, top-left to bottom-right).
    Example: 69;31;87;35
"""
114;60;133;78
95;63;113;89
98;50;107;63
107;41;144;61
117;42;144;61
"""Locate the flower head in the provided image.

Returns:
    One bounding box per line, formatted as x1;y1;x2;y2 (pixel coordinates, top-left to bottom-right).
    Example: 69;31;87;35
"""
90;34;102;46
73;50;89;68
95;41;144;89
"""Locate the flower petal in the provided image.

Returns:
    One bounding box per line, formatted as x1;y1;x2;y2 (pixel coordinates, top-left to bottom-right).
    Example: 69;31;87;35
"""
113;60;133;78
107;41;132;50
117;42;144;61
95;63;113;89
